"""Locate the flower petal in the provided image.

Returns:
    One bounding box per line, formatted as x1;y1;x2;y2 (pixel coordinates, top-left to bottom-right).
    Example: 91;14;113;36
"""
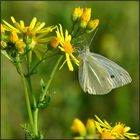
34;22;45;32
29;17;37;30
65;30;68;41
65;30;72;42
38;26;56;33
20;20;25;29
58;46;65;52
59;24;64;42
56;26;63;43
70;54;79;66
11;16;16;23
66;53;74;71
2;19;19;32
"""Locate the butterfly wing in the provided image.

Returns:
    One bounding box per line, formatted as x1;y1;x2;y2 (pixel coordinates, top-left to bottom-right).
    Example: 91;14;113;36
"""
79;52;113;95
92;53;132;88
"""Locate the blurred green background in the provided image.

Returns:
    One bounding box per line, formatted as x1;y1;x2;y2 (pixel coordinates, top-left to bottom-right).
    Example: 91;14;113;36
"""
1;1;139;139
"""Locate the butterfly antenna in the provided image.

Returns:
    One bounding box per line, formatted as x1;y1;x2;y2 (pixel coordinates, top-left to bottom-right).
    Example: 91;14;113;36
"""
88;28;98;47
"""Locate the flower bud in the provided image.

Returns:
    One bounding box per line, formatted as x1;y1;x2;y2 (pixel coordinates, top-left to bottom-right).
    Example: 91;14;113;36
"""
72;7;83;22
86;19;99;33
71;118;86;137
79;8;91;29
0;41;7;48
15;40;26;54
86;119;96;134
79;20;88;29
50;37;59;48
9;31;19;43
29;39;36;49
81;8;91;22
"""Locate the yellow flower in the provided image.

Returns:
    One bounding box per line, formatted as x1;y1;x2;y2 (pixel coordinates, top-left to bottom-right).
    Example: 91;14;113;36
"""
71;116;139;139
112;123;139;139
56;24;79;71
2;16;56;45
94;115;139;139
72;7;83;22
71;118;86;137
2;17;56;59
3;17;55;36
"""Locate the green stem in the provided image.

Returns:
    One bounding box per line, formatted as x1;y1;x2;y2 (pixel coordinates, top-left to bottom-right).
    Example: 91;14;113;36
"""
71;21;76;35
40;55;63;101
17;61;34;130
27;53;38;136
33;109;39;136
27;76;38;136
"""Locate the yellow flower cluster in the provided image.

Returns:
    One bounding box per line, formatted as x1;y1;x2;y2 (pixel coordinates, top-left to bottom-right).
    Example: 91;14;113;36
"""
71;115;139;139
1;7;98;71
1;17;55;59
72;7;99;32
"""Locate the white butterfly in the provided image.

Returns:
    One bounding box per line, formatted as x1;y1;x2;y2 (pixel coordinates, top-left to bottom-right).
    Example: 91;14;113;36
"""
78;47;132;95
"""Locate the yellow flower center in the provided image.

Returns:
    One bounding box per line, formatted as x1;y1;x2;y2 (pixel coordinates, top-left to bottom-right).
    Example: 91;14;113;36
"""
63;41;74;54
23;27;34;36
112;123;125;134
101;130;115;139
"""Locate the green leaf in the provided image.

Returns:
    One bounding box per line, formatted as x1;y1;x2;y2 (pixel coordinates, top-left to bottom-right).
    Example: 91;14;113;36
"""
1;50;14;62
33;44;48;60
37;95;51;109
20;123;35;139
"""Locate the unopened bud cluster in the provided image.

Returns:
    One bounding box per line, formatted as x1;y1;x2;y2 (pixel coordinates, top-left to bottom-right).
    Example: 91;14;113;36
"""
72;7;99;33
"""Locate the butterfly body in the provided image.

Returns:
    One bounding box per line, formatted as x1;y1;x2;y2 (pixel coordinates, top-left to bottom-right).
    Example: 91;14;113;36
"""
78;47;132;95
